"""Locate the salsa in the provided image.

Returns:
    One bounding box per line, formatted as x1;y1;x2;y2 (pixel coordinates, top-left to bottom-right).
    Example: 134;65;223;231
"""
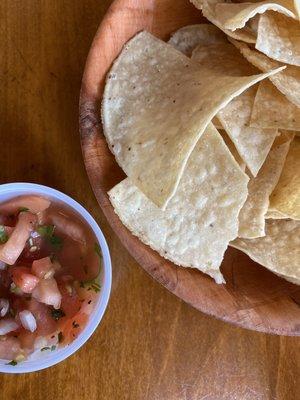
0;195;102;363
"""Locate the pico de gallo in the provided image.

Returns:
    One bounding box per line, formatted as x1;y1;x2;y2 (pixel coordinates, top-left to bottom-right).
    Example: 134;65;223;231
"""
0;195;102;364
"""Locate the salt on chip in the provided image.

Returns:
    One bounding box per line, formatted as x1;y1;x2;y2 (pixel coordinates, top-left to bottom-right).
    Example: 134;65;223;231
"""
193;0;257;43
256;12;300;66
192;43;279;176
214;0;297;31
102;31;283;208
238;132;293;238
250;80;300;131
230;38;300;107
168;24;226;57
269;137;300;219
231;219;300;284
109;124;249;284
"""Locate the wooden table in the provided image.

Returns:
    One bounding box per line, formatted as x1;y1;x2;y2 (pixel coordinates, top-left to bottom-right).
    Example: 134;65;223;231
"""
0;1;299;399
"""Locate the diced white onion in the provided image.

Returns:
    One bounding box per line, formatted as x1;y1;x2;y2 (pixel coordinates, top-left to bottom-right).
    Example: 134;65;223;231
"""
0;318;19;335
19;310;37;333
31;231;40;239
0;261;7;270
0;298;9;317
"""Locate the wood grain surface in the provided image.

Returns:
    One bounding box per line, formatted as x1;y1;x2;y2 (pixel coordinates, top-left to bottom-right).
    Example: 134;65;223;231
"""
0;1;299;399
80;0;300;336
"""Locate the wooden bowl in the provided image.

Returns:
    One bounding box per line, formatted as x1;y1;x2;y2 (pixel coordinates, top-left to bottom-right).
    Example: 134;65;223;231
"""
79;0;300;335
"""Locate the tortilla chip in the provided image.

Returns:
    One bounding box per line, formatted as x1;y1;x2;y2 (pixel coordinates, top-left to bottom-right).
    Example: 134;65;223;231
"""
238;132;293;238
193;0;257;43
265;209;289;218
295;0;300;17
231;219;300;284
102;32;284;208
168;24;226;57
256;12;300;66
218;130;246;170
192;43;279;176
230;38;300;107
250;80;300;131
215;1;297;31
109;124;249;284
269;137;300;219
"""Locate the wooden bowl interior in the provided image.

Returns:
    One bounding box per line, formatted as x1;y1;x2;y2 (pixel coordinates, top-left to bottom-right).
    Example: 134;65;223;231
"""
80;0;300;335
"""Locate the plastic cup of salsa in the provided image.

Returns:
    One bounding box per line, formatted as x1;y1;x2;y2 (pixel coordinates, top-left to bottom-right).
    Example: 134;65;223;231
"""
0;183;112;373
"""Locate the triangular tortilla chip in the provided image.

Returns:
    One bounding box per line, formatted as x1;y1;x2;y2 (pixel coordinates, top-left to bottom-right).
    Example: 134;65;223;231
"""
191;0;257;43
215;0;297;31
250;80;300;131
238;132;293;238
265;209;289;218
230;38;300;107
102;31;283;208
269;137;300;219
218;129;246;170
256;12;300;66
109;124;249;284
231;219;300;284
168;24;226;57
192;43;279;176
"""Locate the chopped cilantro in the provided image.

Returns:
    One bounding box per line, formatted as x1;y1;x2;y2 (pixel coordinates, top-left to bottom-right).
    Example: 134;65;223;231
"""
94;243;102;259
6;360;17;366
0;225;8;244
80;278;101;293
51;345;56;351
37;225;63;251
41;347;51;352
37;225;55;237
49;235;63;250
50;308;66;321
58;331;64;343
18;207;29;213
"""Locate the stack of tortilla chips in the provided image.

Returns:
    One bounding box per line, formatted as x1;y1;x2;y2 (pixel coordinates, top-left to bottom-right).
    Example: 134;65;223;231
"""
102;0;300;285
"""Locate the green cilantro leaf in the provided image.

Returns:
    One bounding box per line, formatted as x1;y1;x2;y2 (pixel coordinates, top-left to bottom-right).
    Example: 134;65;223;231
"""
50;308;66;321
37;225;63;251
0;225;8;244
18;207;29;213
51;345;56;351
6;360;17;366
41;347;51;352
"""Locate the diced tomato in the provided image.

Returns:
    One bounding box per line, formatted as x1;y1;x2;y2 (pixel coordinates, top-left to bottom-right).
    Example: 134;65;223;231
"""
58;282;81;318
0;212;37;265
0;196;51;215
0;270;12;290
3;226;14;236
0;337;21;360
32;257;53;278
48;212;85;243
60;312;88;345
18;329;37;351
32;278;62;309
10;266;40;294
26;298;56;336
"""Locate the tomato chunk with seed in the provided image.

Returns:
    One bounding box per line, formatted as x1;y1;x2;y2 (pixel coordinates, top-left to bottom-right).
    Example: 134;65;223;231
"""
32;278;62;309
10;266;40;293
32;257;53;278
